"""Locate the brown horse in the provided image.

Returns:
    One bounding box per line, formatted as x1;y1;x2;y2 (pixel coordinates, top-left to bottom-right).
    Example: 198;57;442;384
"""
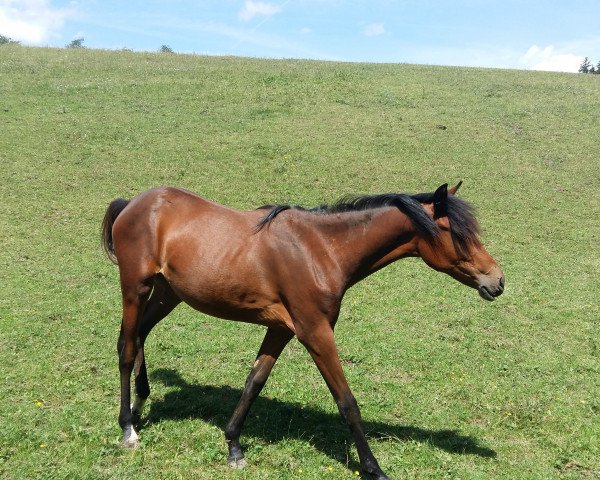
101;182;504;480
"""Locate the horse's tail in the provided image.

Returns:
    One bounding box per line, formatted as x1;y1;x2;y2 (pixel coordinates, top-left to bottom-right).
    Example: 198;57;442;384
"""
101;198;130;264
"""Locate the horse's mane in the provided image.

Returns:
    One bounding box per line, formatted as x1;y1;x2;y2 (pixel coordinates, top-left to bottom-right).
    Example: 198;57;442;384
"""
256;191;481;253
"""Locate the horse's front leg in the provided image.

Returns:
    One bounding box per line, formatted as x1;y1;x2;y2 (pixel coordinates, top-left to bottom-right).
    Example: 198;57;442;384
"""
298;324;391;480
224;327;293;468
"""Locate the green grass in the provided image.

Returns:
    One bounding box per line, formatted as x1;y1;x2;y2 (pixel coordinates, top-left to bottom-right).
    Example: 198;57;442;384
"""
1;45;599;479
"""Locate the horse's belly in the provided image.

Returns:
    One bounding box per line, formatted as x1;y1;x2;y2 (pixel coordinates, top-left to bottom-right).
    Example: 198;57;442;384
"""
162;265;291;329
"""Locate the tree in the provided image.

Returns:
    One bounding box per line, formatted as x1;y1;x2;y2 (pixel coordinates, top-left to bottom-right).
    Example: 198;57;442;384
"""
579;57;600;74
159;45;174;53
0;34;20;45
579;57;593;73
66;38;85;49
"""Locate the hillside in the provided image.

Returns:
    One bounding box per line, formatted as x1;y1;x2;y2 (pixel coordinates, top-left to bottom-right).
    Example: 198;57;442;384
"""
1;45;599;479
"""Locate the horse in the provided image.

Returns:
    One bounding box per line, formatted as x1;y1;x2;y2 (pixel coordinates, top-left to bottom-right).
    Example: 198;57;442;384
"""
101;182;504;480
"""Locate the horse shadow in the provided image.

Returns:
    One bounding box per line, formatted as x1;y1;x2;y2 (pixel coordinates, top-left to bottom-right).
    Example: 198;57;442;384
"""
143;368;496;468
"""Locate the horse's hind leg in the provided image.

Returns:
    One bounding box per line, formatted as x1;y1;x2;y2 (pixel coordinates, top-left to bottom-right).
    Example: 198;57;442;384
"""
116;270;156;448
225;327;294;468
131;276;181;421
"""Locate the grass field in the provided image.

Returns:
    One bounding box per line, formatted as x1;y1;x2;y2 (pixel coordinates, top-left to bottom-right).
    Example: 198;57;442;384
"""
1;45;599;479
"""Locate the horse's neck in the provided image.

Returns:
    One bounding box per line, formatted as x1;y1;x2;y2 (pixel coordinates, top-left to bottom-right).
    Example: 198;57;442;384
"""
315;207;419;286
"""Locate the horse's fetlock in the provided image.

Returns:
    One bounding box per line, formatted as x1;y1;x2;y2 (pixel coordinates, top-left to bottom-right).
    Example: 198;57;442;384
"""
118;412;133;429
224;425;241;442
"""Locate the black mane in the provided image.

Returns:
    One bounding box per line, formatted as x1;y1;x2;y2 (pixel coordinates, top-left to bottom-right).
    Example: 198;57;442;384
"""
410;191;481;252
256;191;480;251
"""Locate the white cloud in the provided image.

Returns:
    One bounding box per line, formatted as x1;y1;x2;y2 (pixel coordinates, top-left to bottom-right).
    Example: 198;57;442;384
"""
0;0;75;44
362;22;385;37
519;44;584;73
238;1;282;22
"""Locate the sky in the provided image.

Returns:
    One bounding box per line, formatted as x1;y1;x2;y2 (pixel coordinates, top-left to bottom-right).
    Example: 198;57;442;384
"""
2;0;600;72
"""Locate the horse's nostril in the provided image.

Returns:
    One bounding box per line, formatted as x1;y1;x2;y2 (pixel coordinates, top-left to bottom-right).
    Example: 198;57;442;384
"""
499;276;505;289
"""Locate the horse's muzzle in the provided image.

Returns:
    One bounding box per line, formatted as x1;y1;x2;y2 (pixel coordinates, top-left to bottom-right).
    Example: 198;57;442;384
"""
478;275;505;301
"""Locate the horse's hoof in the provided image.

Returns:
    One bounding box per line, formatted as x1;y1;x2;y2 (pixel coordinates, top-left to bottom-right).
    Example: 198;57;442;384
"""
122;438;139;449
122;425;139;448
373;473;391;480
364;467;391;480
227;457;248;469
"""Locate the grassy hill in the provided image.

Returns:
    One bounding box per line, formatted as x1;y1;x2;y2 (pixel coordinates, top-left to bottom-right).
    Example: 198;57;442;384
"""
1;45;598;479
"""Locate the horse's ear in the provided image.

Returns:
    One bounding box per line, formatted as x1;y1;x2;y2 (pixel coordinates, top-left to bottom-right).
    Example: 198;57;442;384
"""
433;183;448;218
448;180;463;195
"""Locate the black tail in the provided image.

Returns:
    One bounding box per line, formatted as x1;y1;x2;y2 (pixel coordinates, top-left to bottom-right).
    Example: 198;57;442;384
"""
101;198;130;264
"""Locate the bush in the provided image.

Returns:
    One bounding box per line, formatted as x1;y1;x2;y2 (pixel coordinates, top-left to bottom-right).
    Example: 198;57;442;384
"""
66;38;85;49
0;34;20;45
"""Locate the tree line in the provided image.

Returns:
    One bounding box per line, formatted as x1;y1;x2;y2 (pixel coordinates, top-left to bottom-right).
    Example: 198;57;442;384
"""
578;57;600;74
0;34;20;45
1;34;174;54
3;33;599;70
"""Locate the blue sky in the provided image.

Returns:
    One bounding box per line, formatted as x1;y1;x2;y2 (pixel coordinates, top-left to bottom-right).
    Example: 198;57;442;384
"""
2;1;600;72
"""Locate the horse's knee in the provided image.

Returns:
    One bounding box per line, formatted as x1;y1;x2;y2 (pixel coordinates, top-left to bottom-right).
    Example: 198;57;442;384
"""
118;348;134;368
118;340;137;372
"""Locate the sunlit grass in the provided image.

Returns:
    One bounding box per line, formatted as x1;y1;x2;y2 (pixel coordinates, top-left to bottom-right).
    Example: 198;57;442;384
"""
0;45;599;479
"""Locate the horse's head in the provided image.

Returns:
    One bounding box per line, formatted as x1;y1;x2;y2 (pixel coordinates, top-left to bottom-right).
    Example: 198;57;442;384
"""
416;183;504;301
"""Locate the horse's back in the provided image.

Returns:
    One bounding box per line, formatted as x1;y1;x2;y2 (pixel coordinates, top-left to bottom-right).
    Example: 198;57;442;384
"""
113;186;258;260
122;186;223;218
